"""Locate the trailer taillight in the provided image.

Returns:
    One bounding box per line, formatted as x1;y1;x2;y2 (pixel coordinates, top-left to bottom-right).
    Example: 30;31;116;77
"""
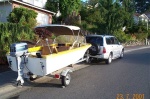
55;74;60;79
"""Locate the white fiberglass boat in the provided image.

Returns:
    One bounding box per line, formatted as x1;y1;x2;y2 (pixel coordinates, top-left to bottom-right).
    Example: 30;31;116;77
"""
7;24;91;87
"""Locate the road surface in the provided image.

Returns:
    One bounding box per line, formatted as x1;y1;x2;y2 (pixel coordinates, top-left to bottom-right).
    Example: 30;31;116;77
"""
10;48;150;99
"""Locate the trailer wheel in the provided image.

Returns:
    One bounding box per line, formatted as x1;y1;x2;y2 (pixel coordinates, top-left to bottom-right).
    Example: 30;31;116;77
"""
29;75;38;81
61;73;71;87
16;80;23;86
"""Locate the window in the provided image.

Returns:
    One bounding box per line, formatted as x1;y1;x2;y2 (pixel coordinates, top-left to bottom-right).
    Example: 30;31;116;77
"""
110;37;115;44
106;37;119;45
114;37;119;44
86;37;103;46
106;37;112;45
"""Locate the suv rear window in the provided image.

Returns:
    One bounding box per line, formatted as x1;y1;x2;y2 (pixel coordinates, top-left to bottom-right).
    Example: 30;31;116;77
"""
86;36;103;46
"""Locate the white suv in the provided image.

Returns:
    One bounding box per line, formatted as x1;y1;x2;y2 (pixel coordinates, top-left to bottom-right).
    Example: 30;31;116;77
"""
86;35;124;64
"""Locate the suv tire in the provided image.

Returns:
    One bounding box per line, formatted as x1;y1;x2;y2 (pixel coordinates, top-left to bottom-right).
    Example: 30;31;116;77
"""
105;53;112;64
119;50;124;59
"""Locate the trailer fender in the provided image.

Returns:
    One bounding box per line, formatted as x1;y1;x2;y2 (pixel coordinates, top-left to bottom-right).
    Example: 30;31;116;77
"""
61;69;72;77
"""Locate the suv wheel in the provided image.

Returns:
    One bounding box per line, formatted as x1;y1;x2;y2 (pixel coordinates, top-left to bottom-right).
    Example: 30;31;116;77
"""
86;56;92;63
119;50;124;59
105;54;112;64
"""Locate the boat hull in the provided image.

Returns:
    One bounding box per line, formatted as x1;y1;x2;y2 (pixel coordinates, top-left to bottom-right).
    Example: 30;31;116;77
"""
7;45;91;76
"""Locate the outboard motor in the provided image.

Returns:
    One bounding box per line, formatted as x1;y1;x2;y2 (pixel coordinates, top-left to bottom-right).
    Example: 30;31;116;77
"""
10;43;28;86
10;43;28;57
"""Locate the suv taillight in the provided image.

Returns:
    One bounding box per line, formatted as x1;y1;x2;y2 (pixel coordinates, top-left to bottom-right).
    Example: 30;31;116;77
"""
103;47;106;53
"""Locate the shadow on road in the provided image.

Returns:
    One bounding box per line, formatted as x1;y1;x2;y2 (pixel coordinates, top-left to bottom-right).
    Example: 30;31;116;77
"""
20;78;63;88
9;95;19;99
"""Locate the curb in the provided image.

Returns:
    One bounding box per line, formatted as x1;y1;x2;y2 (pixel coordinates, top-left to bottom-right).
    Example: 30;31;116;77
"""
0;46;150;98
124;46;150;53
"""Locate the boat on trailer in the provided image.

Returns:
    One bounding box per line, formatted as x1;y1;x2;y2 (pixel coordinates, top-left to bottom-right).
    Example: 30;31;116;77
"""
7;24;91;87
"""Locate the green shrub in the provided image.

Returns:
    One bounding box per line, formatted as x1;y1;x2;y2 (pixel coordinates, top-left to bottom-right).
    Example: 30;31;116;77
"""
7;7;37;29
135;33;148;41
113;30;132;43
147;30;150;39
0;23;35;59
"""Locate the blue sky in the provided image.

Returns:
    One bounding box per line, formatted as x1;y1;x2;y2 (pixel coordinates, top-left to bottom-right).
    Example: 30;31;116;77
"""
81;0;87;2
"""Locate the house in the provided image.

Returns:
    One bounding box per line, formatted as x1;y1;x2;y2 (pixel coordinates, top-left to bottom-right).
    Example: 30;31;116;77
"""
0;0;56;25
134;13;149;24
133;13;140;24
139;14;149;23
19;0;47;8
145;12;150;20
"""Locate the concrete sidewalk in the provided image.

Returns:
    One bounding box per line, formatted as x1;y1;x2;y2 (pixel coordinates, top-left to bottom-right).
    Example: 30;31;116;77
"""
0;45;150;99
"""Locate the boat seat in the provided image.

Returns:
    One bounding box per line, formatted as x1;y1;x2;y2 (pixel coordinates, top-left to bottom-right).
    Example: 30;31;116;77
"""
42;46;57;55
58;43;72;47
57;46;70;52
41;46;70;55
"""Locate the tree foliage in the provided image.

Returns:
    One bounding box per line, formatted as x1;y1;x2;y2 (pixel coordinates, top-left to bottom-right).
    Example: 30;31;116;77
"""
120;0;150;13
80;0;134;34
7;7;37;28
59;0;81;18
0;23;35;58
45;0;81;22
97;0;124;34
121;0;135;27
45;0;58;12
134;0;150;13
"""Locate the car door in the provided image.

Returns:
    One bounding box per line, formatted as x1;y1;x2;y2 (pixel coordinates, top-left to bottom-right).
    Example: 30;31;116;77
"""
113;37;122;57
105;37;115;58
110;37;118;58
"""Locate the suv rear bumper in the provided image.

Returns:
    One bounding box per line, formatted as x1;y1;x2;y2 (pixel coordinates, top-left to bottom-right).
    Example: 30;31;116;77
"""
87;53;110;59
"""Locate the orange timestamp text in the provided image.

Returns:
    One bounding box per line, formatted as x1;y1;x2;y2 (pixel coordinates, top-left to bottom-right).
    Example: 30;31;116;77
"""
116;94;144;99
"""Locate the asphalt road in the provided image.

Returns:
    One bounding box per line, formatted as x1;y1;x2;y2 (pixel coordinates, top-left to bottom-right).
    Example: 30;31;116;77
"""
10;48;150;99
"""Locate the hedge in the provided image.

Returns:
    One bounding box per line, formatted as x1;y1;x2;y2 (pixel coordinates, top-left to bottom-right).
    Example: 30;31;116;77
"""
0;23;35;64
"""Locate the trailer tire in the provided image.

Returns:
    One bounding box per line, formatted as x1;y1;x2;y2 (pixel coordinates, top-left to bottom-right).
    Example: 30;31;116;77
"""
29;75;38;81
61;73;71;87
16;80;23;86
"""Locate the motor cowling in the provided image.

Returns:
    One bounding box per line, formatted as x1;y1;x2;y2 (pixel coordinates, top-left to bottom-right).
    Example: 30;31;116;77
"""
10;43;28;57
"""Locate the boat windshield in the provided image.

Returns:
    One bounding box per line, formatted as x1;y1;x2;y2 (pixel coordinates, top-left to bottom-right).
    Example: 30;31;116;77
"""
53;35;85;44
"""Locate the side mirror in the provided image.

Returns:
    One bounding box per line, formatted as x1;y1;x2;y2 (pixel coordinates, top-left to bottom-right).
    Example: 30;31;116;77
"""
118;42;121;45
